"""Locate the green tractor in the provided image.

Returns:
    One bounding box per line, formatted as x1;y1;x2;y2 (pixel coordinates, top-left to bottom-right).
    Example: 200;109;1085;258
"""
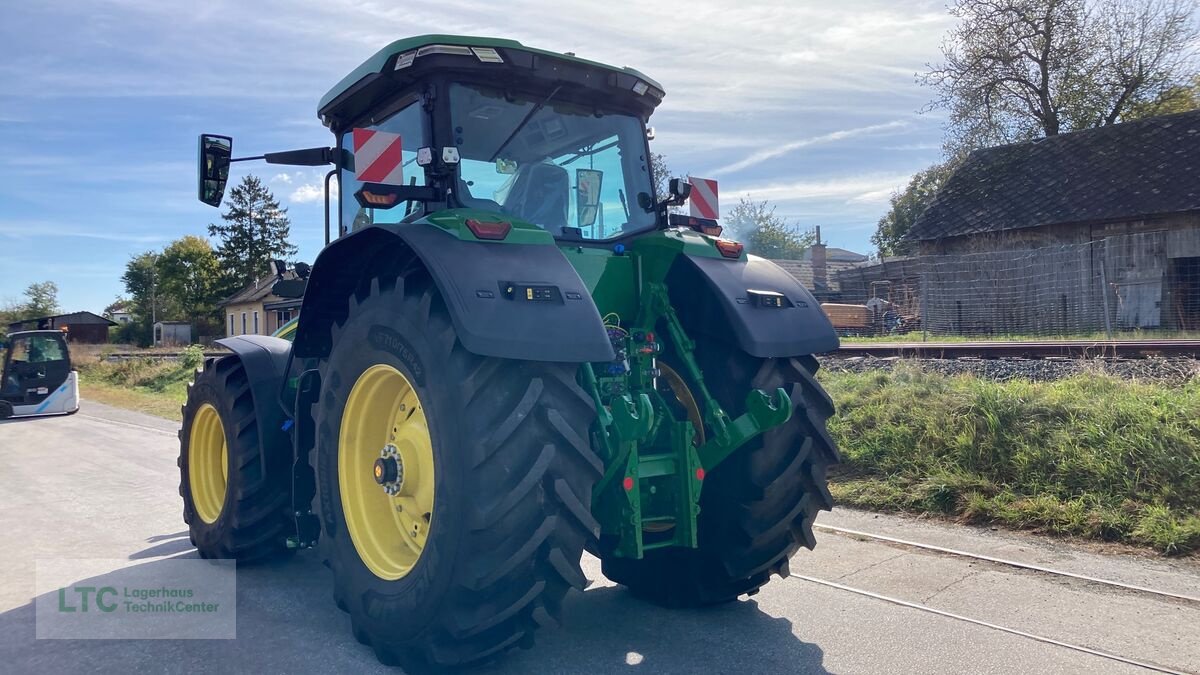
183;34;839;669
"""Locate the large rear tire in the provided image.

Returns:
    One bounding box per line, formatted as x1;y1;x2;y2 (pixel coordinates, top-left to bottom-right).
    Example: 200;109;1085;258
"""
178;356;293;561
601;347;838;607
314;257;600;669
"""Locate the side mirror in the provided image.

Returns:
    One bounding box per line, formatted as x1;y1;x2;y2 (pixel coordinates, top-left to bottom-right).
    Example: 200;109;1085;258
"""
576;169;603;229
198;134;232;207
272;278;307;299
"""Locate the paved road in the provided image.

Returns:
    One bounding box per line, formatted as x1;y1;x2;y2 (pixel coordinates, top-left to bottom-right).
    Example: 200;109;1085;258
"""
1;401;1198;673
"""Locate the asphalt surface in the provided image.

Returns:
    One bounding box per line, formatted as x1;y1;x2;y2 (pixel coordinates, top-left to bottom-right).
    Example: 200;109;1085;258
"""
2;400;1198;674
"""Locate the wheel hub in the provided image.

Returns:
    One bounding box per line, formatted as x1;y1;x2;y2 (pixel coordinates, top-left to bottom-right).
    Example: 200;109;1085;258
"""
373;444;404;495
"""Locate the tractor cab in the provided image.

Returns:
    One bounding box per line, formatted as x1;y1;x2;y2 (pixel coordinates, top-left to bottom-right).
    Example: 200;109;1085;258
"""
198;35;678;243
318;36;666;241
0;330;80;419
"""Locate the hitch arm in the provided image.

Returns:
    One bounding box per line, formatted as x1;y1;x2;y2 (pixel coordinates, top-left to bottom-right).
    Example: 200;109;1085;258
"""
696;387;791;470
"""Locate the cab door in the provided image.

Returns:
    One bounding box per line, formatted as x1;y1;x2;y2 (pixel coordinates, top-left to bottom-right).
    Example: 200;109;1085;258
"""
1;333;71;406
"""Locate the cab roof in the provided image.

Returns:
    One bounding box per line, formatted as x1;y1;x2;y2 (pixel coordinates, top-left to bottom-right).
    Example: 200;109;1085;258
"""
318;34;664;120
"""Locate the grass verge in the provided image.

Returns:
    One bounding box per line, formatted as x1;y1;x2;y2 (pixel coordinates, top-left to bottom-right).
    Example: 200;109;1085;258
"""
840;329;1200;343
73;345;201;422
820;365;1200;555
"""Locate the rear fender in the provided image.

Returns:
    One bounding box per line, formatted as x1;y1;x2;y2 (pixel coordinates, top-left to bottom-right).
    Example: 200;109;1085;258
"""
667;254;839;357
214;335;293;480
292;224;615;362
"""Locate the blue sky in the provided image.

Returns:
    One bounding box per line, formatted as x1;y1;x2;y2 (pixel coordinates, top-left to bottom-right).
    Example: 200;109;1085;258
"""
0;0;953;313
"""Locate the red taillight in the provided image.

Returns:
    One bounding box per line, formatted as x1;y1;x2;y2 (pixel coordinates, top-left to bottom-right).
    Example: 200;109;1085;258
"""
465;218;511;240
360;190;398;207
715;239;743;259
622;476;635;491
696;467;705;481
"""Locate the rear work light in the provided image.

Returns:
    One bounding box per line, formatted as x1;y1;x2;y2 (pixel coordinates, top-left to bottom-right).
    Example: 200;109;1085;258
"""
715;239;744;259
466;219;511;240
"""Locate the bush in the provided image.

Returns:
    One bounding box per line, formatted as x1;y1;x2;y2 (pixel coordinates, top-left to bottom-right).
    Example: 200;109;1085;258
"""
821;365;1200;554
181;344;205;370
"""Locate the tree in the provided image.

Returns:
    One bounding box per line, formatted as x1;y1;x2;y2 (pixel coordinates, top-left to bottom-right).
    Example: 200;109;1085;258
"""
650;151;673;200
922;0;1198;153
725;197;815;260
208;175;297;288
1125;74;1200;118
158;235;223;333
22;281;59;318
872;161;959;256
102;297;130;318
0;297;23;326
121;252;174;346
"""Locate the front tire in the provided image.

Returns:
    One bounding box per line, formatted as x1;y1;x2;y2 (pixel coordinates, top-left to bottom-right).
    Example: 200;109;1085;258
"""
178;356;293;561
315;259;600;669
601;349;838;607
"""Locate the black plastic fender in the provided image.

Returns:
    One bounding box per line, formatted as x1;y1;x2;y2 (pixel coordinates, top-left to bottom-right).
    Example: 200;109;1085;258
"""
667;254;839;357
293;224;615;362
214;335;294;480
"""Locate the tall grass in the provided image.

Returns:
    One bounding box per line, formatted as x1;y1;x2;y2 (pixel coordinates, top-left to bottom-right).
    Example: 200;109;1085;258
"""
821;365;1200;554
73;345;203;420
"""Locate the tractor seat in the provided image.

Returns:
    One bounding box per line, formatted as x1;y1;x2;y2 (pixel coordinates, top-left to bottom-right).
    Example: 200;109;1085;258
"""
502;162;570;234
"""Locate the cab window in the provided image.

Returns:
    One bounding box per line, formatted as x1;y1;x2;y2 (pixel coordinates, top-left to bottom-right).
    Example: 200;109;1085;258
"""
339;100;428;235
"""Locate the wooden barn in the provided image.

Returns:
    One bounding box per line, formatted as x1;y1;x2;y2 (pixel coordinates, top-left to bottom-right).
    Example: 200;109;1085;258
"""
7;311;118;343
905;110;1200;335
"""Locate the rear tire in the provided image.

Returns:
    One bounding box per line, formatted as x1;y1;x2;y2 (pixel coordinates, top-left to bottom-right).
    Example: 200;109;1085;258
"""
314;257;600;669
601;348;838;607
178;356;293;561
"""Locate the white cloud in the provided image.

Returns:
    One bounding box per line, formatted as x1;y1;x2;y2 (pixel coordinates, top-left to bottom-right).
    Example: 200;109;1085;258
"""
727;172;913;204
0;221;167;244
272;173;294;184
290;183;324;203
709;121;909;176
289;180;337;203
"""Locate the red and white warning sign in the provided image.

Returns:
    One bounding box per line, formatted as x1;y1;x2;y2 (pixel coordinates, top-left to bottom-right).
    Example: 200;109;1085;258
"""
688;176;719;219
352;128;405;186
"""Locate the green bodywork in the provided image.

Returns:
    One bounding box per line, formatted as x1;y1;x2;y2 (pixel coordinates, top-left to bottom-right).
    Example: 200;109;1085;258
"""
275;214;792;559
303;35;791;561
563;228;791;558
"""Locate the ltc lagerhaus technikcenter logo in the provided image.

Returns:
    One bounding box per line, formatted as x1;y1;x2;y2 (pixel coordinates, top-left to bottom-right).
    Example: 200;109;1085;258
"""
56;584;222;614
36;558;236;639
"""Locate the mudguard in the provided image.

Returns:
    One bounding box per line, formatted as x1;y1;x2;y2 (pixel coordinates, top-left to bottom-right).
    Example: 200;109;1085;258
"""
293;224;615;362
668;254;839;357
214;335;293;478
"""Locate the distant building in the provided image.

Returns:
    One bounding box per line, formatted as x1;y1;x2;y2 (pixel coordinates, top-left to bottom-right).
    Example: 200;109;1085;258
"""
904;110;1200;333
221;272;303;337
153;321;193;347
7;311;117;344
104;302;133;325
770;227;869;301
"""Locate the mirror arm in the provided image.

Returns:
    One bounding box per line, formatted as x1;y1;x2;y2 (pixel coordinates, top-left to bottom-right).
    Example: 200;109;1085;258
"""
229;147;336;166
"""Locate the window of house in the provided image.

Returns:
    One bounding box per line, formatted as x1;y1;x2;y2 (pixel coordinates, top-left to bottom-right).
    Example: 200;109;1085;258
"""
253;311;259;334
241;312;247;335
228;314;234;337
276;310;292;327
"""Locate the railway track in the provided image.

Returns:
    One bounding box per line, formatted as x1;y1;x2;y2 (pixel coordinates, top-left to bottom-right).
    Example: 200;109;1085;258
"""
832;339;1200;359
801;523;1199;674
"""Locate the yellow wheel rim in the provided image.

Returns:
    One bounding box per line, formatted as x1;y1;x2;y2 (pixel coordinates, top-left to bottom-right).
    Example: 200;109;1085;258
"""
189;403;228;524
339;364;436;581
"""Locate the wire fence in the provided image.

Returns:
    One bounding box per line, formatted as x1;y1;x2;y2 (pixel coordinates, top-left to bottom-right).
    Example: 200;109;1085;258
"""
830;230;1200;340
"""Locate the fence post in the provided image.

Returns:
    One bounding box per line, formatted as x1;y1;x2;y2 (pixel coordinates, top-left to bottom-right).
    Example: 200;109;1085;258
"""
1098;240;1114;339
920;264;929;342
